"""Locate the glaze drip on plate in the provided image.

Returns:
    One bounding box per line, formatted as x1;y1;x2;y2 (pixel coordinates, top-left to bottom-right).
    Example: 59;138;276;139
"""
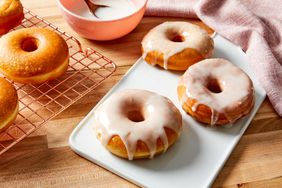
93;89;182;160
178;58;255;125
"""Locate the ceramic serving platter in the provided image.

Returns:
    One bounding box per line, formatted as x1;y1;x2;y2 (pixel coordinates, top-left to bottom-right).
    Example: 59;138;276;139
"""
69;34;266;188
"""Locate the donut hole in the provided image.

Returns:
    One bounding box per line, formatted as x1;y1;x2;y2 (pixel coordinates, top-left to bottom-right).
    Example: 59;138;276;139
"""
127;109;145;122
206;78;222;93
166;29;185;42
21;37;39;52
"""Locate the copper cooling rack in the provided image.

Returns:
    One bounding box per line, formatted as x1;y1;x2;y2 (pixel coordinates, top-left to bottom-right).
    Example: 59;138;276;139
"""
0;9;117;155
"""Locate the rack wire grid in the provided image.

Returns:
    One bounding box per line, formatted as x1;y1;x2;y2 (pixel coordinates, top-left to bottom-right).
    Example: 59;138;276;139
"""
0;9;117;155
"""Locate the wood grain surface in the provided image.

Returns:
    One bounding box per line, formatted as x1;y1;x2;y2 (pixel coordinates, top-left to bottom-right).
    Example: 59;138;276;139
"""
0;0;281;187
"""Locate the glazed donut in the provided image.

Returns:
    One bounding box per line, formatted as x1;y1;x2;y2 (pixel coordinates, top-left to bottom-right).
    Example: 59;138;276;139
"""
177;58;255;126
0;0;24;35
141;22;214;71
0;78;19;132
93;89;182;160
0;27;69;84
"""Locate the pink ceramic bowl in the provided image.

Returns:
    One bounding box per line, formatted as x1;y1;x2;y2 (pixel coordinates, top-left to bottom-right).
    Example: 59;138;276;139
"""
57;0;147;41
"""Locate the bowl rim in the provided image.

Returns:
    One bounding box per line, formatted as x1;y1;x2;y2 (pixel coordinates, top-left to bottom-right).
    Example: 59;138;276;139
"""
56;0;148;22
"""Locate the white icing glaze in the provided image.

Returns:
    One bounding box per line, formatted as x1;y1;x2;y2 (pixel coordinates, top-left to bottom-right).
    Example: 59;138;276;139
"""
93;89;182;160
178;58;254;125
80;0;136;20
141;21;213;69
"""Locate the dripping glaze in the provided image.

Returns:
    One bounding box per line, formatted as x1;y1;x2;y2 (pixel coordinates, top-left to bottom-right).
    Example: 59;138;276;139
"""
142;22;212;70
93;90;182;160
178;58;254;125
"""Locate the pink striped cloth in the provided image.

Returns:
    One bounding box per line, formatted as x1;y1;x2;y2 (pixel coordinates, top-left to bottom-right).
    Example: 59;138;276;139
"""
145;0;282;116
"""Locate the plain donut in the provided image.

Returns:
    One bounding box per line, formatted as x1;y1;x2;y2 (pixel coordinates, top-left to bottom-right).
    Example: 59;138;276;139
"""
0;0;24;35
0;27;69;84
0;78;19;132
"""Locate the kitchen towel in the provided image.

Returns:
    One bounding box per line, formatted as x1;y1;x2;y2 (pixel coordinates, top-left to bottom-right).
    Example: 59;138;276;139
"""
145;0;282;116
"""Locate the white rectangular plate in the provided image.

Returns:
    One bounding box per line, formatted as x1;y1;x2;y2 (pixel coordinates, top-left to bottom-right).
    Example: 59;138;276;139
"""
69;35;266;188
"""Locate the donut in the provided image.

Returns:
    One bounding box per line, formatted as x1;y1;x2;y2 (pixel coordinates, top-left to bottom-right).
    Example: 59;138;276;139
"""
0;0;24;35
0;78;19;132
0;27;69;84
93;89;182;160
177;58;255;126
141;22;214;71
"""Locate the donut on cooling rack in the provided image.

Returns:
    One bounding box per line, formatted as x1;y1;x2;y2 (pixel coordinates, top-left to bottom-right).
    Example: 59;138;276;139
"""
177;58;255;126
0;78;19;132
0;27;69;84
93;89;183;160
141;21;214;71
0;0;24;35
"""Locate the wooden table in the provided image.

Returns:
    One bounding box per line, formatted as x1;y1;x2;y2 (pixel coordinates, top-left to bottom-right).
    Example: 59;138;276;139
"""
1;0;281;187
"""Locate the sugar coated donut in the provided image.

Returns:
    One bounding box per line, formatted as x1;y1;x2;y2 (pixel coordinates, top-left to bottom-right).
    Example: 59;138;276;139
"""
0;78;19;132
0;0;24;35
141;21;214;71
93;89;183;160
0;27;69;84
177;58;255;125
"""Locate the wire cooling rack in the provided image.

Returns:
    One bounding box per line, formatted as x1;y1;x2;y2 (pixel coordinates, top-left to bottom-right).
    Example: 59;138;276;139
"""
0;9;116;155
